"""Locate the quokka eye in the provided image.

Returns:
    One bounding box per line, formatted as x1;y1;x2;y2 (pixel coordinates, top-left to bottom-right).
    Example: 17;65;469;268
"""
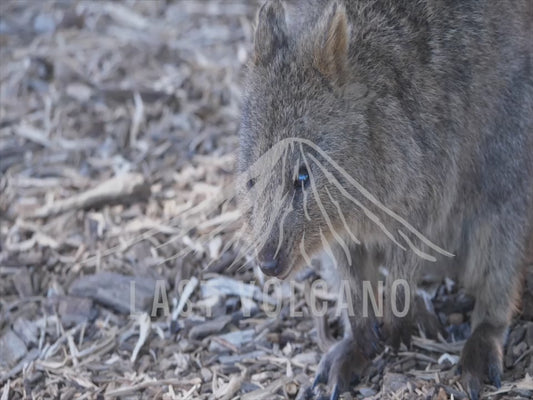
246;178;256;190
294;166;310;189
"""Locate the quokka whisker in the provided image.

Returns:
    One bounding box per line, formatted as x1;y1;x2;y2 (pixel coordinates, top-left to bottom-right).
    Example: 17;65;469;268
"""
214;226;248;263
155;231;189;251
234;256;255;275
235;234;266;266
80;217;184;266
230;244;257;273
155;216;231;252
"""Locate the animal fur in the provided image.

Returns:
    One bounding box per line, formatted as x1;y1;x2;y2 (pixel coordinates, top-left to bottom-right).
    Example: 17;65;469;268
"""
238;1;533;398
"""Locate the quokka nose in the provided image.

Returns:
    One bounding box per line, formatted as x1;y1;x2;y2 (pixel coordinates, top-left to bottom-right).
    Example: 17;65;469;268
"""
260;258;279;274
258;248;280;276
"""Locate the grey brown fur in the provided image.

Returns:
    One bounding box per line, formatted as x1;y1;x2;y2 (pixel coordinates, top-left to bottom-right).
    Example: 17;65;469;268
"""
238;1;533;399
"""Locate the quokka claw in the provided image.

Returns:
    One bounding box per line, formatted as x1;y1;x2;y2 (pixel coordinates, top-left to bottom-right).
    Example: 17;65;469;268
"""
459;323;503;400
310;337;368;399
329;384;340;400
488;362;502;389
468;382;480;400
312;371;328;389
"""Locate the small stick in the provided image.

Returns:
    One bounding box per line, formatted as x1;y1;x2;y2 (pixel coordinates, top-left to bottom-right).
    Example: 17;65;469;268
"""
29;173;150;218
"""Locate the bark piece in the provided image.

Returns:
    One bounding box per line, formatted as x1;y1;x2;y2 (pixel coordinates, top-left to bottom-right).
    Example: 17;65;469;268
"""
0;330;28;368
12;318;39;347
69;272;156;314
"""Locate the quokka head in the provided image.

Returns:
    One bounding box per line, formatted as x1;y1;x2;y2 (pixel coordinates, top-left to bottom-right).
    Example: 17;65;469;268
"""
238;0;374;278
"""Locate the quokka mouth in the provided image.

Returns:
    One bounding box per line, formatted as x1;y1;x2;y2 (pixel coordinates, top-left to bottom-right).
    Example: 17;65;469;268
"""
274;256;305;280
277;266;294;280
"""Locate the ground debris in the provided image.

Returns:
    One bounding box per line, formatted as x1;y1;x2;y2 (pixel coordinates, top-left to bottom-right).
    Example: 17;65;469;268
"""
29;173;150;218
69;272;156;314
0;330;27;369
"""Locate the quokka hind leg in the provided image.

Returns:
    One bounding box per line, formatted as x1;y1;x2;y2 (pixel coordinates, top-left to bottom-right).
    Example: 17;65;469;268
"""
383;250;420;351
459;219;525;400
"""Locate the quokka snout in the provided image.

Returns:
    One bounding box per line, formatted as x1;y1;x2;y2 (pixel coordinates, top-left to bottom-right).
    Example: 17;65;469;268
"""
238;0;533;399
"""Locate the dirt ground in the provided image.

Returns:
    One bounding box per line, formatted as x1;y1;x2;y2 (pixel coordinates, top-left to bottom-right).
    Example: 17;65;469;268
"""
1;1;532;399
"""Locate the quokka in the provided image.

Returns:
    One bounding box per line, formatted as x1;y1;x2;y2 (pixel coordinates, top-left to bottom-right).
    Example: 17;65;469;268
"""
238;0;533;399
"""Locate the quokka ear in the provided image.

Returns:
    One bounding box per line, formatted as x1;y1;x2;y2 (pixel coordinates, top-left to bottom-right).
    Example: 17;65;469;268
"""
313;1;350;84
254;0;288;65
